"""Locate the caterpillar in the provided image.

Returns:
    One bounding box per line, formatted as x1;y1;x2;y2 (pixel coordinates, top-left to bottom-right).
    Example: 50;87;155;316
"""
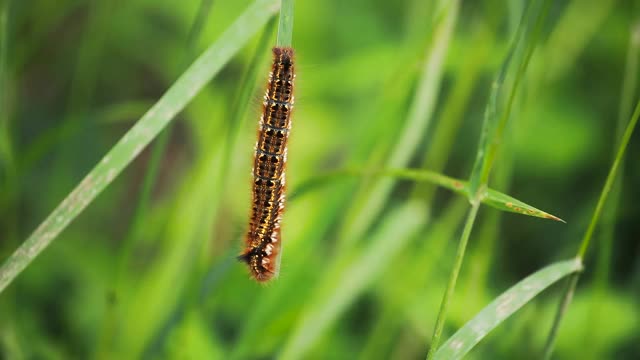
238;47;295;282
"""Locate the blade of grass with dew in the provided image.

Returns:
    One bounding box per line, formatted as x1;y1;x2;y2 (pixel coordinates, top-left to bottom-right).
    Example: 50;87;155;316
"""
0;0;280;294
339;0;459;247
433;259;583;360
280;202;426;360
542;99;640;360
427;1;554;358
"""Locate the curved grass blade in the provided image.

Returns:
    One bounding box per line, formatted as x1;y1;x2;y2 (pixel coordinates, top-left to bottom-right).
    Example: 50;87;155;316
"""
433;259;583;360
543;98;640;359
389;169;565;222
0;0;280;294
291;168;564;223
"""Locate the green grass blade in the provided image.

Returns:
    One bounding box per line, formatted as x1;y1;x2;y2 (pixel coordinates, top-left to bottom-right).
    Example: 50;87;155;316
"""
411;21;492;202
0;0;10;169
577;99;640;259
0;0;280;294
484;188;564;222
280;202;426;360
543;98;640;359
595;20;640;292
340;0;459;246
434;259;583;360
0;0;16;244
427;3;553;354
426;202;480;359
277;0;294;46
291;168;564;222
468;0;550;197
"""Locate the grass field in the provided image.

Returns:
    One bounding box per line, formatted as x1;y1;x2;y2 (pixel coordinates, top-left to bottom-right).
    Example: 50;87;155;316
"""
0;0;638;359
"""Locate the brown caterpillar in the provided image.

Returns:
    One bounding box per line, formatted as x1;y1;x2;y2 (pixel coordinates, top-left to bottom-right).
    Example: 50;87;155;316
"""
238;47;295;282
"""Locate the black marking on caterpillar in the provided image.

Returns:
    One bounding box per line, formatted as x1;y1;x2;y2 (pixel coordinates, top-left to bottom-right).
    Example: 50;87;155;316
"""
239;47;295;282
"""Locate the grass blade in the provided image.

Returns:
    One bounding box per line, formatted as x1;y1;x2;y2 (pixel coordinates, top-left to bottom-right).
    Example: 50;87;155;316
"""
291;168;564;222
434;259;583;360
0;0;280;294
428;1;553;357
426;202;480;359
340;0;459;246
543;99;640;359
280;202;426;360
277;0;294;46
483;188;564;222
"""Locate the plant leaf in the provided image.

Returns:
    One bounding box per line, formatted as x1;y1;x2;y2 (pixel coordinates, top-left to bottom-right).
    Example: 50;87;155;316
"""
484;188;565;222
293;169;564;222
433;258;583;360
0;0;280;294
280;202;427;360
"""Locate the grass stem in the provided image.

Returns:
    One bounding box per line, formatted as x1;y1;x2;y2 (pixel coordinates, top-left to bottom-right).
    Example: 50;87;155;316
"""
277;0;294;47
426;201;480;359
543;99;640;359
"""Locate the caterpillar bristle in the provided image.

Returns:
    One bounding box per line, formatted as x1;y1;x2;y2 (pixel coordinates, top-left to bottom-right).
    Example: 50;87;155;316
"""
240;47;295;282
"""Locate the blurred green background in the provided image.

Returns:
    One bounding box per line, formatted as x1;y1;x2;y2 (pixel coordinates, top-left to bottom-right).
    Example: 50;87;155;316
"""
0;0;639;359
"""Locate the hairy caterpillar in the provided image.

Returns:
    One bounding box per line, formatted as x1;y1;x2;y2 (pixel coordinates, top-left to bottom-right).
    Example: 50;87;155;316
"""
238;47;295;282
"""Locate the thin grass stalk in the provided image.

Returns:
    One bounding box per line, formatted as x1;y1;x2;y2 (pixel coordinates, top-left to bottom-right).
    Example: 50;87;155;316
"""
340;0;459;247
467;0;536;196
473;0;552;193
187;0;216;58
191;15;276;291
410;21;491;202
594;20;640;292
0;0;10;164
0;0;16;245
542;99;640;359
426;202;480;359
427;1;552;357
277;0;294;47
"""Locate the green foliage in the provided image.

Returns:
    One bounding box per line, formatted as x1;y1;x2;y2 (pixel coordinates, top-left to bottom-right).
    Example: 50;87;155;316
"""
0;0;637;359
435;259;583;360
